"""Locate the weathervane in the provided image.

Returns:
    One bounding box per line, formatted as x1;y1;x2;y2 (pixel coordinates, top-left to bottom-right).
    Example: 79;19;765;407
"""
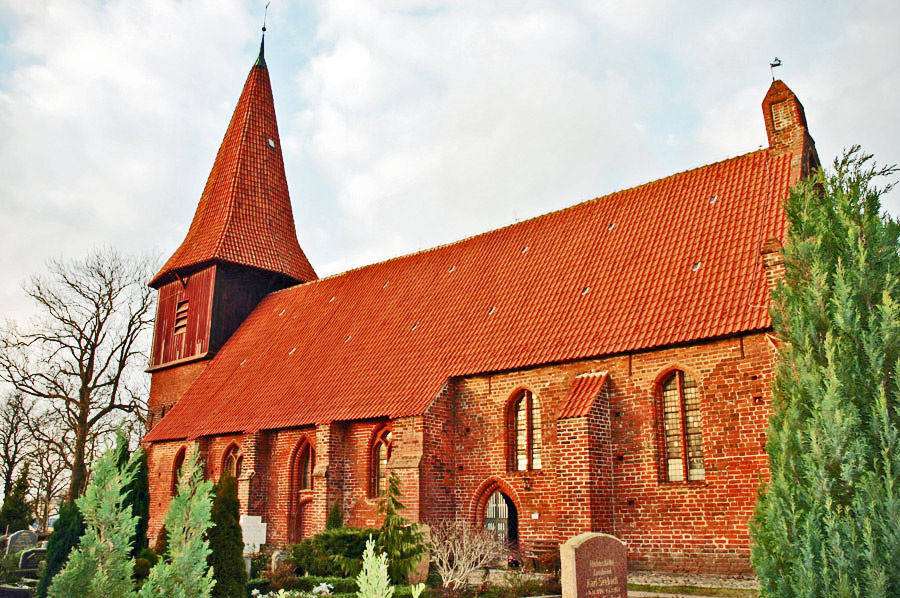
769;57;782;81
263;2;270;33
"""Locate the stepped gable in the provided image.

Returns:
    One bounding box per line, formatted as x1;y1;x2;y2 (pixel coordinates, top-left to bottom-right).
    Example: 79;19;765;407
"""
149;40;317;288
145;148;792;442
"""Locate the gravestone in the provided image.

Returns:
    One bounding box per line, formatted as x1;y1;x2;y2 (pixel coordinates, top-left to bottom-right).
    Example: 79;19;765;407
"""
270;550;289;573
18;548;46;573
5;531;37;556
239;515;267;554
560;532;627;598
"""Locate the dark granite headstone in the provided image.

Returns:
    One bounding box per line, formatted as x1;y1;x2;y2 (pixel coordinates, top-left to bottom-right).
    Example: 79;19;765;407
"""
5;531;36;556
18;548;46;572
560;532;627;598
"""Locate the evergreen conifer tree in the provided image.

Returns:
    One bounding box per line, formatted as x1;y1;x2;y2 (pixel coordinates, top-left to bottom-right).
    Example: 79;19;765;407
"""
115;430;151;558
139;450;215;598
47;445;140;598
207;472;246;598
36;501;85;598
751;148;900;597
0;464;32;534
376;472;424;584
326;500;343;530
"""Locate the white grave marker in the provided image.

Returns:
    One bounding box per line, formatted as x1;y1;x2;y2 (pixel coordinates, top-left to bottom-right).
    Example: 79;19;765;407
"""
239;515;267;554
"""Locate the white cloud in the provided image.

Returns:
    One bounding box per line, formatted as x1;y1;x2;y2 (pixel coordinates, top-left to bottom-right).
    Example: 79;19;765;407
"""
0;0;898;324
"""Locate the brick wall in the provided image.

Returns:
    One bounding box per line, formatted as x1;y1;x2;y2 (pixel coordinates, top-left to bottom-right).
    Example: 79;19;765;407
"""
146;331;775;574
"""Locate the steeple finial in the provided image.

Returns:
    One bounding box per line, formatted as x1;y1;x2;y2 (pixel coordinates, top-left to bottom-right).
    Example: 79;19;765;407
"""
255;2;270;68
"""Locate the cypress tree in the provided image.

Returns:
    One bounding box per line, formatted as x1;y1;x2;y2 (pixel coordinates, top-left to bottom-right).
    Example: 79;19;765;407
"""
207;472;246;598
376;472;424;584
47;445;141;598
138;450;215;598
751;148;900;597
326;500;343;530
0;464;32;534
37;501;86;598
115;431;151;558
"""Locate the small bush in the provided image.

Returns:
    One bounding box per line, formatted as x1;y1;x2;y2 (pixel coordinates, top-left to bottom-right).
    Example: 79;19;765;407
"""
288;527;379;577
247;578;271;596
133;558;151;586
139;548;159;567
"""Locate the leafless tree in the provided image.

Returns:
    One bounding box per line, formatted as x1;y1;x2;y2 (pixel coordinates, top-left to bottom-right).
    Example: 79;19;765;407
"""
0;247;155;501
26;421;68;531
429;520;505;590
0;392;33;500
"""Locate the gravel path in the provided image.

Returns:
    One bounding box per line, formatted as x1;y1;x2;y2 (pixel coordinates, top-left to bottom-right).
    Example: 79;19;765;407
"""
629;571;760;590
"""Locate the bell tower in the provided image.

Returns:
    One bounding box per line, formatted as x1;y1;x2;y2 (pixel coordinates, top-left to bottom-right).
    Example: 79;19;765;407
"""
147;35;316;429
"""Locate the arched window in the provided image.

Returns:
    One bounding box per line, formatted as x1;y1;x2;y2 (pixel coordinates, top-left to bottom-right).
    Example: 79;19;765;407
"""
508;390;542;471
171;448;186;496
297;442;315;491
660;370;705;482
223;444;243;479
370;428;392;497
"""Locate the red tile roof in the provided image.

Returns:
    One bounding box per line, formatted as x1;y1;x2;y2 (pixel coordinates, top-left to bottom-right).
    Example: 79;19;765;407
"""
558;373;609;419
149;58;317;288
145;148;792;442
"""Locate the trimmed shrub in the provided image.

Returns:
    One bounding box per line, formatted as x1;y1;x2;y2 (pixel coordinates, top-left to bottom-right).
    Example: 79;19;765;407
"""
288;527;378;577
139;548;158;567
133;558;151;586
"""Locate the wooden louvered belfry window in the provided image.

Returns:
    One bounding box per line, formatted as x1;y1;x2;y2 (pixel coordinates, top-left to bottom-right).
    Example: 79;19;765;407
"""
174;299;189;336
661;370;705;482
509;390;542;471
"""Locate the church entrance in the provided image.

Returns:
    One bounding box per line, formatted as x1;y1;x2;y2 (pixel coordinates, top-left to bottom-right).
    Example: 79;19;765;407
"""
484;489;518;545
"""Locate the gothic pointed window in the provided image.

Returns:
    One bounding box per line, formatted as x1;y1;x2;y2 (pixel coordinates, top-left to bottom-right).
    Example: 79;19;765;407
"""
171;448;186;496
297;442;314;491
508;390;542;471
660;370;705;482
370;428;392;497
223;444;243;479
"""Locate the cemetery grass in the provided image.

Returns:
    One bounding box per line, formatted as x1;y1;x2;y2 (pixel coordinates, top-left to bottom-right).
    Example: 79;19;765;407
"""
627;583;758;598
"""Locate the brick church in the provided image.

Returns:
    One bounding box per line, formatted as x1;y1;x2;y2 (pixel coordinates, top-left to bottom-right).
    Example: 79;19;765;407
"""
143;37;819;574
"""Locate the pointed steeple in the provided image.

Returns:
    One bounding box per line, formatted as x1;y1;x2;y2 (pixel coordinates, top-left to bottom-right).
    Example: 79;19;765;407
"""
150;44;316;288
255;31;266;68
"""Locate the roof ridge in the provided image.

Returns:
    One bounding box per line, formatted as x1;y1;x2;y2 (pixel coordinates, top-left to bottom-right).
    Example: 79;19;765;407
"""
269;147;771;294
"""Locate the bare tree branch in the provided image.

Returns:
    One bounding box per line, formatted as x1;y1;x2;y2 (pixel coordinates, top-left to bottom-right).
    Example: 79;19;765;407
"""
0;247;156;501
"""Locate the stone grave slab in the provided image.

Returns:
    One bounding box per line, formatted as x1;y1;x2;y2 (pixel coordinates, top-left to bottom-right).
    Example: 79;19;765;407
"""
239;515;267;554
5;531;37;556
18;548;46;574
560;532;626;598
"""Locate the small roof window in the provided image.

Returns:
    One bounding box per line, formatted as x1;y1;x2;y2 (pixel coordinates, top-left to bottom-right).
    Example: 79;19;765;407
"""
709;195;718;205
692;261;702;272
267;138;276;148
608;222;616;231
488;306;496;315
581;286;590;296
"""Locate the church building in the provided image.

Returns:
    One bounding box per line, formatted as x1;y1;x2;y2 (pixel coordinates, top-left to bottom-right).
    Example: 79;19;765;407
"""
143;37;819;575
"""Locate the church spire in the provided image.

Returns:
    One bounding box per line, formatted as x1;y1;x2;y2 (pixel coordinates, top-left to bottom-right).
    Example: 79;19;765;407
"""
254;30;266;68
150;38;316;288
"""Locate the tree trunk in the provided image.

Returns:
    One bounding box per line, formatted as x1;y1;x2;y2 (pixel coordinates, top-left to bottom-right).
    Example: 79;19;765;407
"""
68;422;89;502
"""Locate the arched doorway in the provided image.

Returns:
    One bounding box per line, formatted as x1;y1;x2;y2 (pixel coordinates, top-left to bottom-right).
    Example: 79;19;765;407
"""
484;489;518;545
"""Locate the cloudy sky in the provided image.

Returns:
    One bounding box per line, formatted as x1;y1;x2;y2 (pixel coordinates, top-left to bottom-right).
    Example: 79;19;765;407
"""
1;0;899;321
